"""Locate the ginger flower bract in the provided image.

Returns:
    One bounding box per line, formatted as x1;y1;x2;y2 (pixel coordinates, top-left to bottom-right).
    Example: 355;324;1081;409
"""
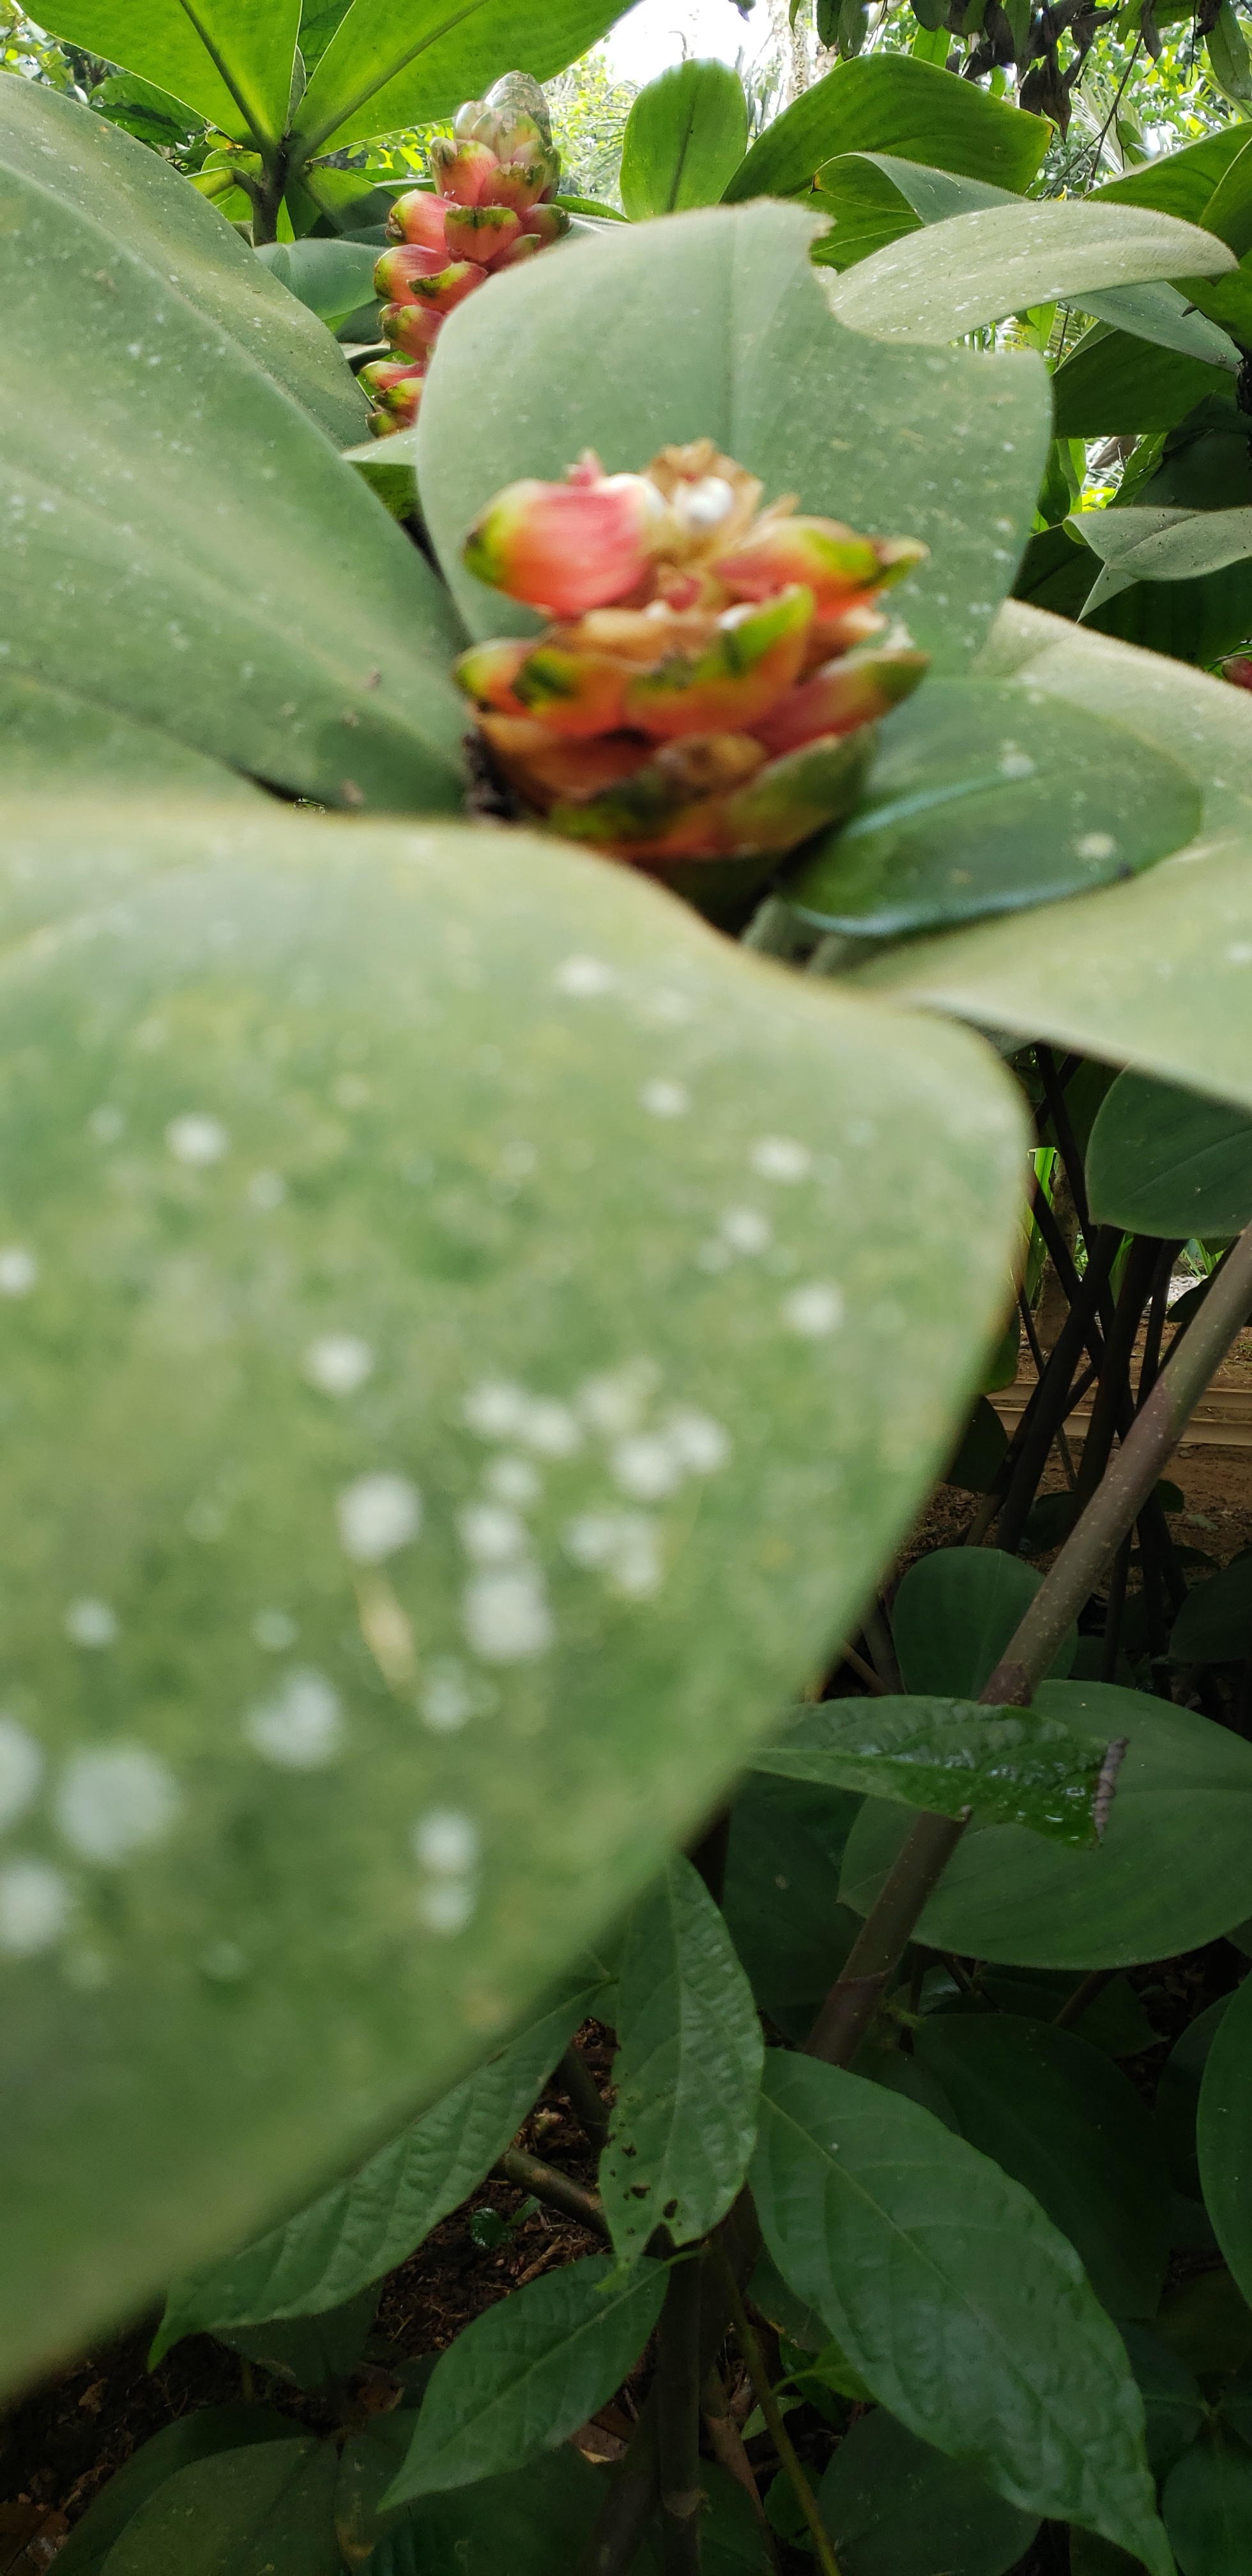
360;72;569;440
454;441;929;870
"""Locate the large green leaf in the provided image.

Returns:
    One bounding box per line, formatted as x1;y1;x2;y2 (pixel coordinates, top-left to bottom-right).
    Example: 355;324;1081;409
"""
1198;1972;1252;2315
291;0;629;158
381;2255;668;2505
841;1685;1252;1967
0;676;261;806
619;59;748;218
103;2439;341;2575
154;1982;597;2348
824;202;1234;344
1157;1995;1232;2198
913;2016;1171;2319
855;604;1252;1113
752;1696;1111;1846
1171;1561;1252;1664
817;2406;1039;2576
751;2055;1168;2571
54;2409;295;2576
29;0;301;147
0;800;1025;2392
256;237;381;333
598;1855;762;2266
417;200;1050;677
722;56;1048;205
722;1777;862;2041
1123;2324;1209;2480
890;1547;1076;1698
1052;328;1234;439
1071;503;1252;619
1163;2422;1252;2576
0;79;366;447
372;2448;657;2575
809;152;1015;273
0;86;467;813
784;677;1201;939
1093;125;1252;229
1086;1068;1252;1238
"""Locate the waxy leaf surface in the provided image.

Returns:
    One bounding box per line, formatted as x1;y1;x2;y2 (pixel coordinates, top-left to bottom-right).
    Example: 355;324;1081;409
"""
1086;1068;1252;1239
753;1696;1110;1846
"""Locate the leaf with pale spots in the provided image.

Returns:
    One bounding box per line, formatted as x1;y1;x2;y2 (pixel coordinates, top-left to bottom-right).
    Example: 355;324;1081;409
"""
753;1695;1116;1848
0;801;1025;2390
598;1855;764;2266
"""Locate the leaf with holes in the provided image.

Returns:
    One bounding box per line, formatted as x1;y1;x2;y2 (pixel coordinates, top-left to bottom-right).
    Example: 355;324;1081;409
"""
598;1855;763;2265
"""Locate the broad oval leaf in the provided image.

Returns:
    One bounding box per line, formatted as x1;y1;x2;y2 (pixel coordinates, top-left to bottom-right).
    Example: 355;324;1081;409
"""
154;1981;601;2345
1198;1971;1252;2313
1163;2421;1252;2576
0;84;466;813
418;200;1050;678
784;678;1200;939
1171;1560;1252;1664
0;675;261;806
54;2408;295;2576
752;1696;1111;1846
841;1684;1252;1966
104;2438;341;2576
292;0;628;158
818;2405;1038;2576
751;2054;1168;2572
890;1547;1077;1698
256;237;382;332
722;56;1048;205
0;801;1025;2391
1071;503;1252;601
0;78;367;445
913;2014;1171;2319
598;1855;763;2266
810;151;1016;274
1087;1069;1252;1239
1053;326;1233;439
620;59;748;219
1123;2324;1209;2481
1157;1995;1232;2199
381;2254;668;2506
825;202;1234;344
857;604;1252;1114
369;2446;659;2575
29;0;300;148
723;1777;862;2041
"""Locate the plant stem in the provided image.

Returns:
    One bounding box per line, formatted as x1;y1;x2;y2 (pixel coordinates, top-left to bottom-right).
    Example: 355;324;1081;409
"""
995;1230;1118;1556
862;1602;903;1694
1100;1532;1131;1683
1073;1236;1158;1512
1053;1967;1113;2030
711;2238;841;2576
806;1214;1252;2066
689;1812;731;1906
556;2044;611;2153
701;2369;780;2567
494;2149;607;2238
657;2260;705;2573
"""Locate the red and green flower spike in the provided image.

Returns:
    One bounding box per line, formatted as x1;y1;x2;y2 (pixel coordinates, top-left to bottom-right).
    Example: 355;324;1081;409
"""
463;456;671;618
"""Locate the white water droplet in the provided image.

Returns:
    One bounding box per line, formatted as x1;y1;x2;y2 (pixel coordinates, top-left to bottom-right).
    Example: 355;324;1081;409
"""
721;1206;772;1256
610;1434;685;1502
304;1334;374;1397
457;1503;529;1564
555;954;615;997
244;1668;344;1769
0;1717;42;1830
412;1809;480;1874
337;1473;422;1563
65;1599;119;1649
56;1745;179;1864
485;1455;542;1506
253;1609;298;1651
750;1136;813;1183
165;1113;229;1166
0;1859;71;1955
1074;831;1116;862
662;1408;731;1474
248;1170;287;1210
0;1247;37;1297
639;1079;690;1118
781;1282;845;1339
462;1566;554;1663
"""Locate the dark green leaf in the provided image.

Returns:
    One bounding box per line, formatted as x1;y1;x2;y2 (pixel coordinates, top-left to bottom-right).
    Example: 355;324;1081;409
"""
157;1984;597;2343
417;199;1051;677
913;2014;1171;2318
103;2437;341;2575
981;1970;1155;2058
1073;504;1252;622
841;1685;1252;1966
599;1855;762;2264
0;84;468;812
857;604;1252;1112
785;678;1201;939
1157;2269;1252;2386
818;2405;1039;2576
1157;1997;1237;2198
0;801;1027;2396
751;2054;1168;2570
1120;2323;1207;2481
212;2285;378;2387
334;2408;421;2564
1208;0;1252;100
722;1777;862;2042
1163;2420;1252;2576
1171;1560;1252;1664
1088;1070;1252;1243
890;1547;1076;1698
368;2447;655;2576
53;2409;294;2576
619;59;748;218
1093;125;1252;228
943;1395;1009;1494
381;2254;668;2504
31;0;300;148
723;56;1048;204
292;0;628;158
1198;1972;1252;2313
752;1696;1111;1846
90;72;205;148
1052;327;1232;439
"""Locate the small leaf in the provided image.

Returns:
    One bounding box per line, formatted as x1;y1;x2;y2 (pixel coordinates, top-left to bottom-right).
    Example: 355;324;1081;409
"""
211;2285;378;2388
818;2405;1039;2576
890;1547;1076;1698
620;59;749;219
786;678;1202;940
1172;1560;1252;1664
381;2254;668;2505
841;1683;1252;1968
751;2054;1168;2572
256;237;381;331
155;1983;598;2347
367;2448;632;2576
1163;2420;1252;2575
753;1696;1113;1846
599;1855;763;2264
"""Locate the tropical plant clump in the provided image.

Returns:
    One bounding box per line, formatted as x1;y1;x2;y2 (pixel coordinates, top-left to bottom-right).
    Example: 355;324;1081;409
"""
455;442;928;864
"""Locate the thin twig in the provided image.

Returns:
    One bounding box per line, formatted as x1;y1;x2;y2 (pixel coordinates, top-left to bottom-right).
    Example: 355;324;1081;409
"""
712;2239;841;2576
837;1641;889;1696
1053;1967;1115;2030
657;2260;705;2573
702;2369;781;2568
495;2149;608;2238
555;2044;611;2154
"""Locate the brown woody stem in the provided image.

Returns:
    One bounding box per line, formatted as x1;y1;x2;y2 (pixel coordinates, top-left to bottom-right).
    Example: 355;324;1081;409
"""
711;2237;841;2576
807;1213;1252;2069
657;2259;705;2572
494;2149;607;2238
